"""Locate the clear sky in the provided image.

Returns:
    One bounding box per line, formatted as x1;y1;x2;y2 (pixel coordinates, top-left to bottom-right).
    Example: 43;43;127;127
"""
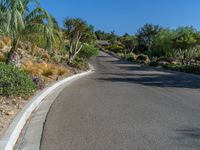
40;0;200;35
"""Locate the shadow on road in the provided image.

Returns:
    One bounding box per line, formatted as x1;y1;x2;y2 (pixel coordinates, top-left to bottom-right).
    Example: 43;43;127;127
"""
175;127;200;149
97;58;200;89
176;128;200;139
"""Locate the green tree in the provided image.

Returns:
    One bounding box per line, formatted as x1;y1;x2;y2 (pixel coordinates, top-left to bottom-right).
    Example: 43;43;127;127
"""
95;30;110;40
137;24;162;53
121;34;138;55
152;29;174;57
64;18;96;63
0;0;59;65
171;27;200;64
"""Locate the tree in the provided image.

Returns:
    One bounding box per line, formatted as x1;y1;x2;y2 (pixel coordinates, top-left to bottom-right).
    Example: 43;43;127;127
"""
171;27;200;64
64;18;96;63
95;30;110;40
121;34;138;55
152;29;174;57
0;0;58;65
137;24;162;53
107;30;118;44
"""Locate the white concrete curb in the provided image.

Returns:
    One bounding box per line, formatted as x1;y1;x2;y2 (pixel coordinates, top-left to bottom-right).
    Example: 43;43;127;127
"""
0;67;94;150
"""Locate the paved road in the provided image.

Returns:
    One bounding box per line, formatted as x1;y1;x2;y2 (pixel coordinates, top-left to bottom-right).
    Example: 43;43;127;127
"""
41;51;200;150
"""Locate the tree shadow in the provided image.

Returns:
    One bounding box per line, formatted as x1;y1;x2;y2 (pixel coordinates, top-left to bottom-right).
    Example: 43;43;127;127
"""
176;128;200;139
96;53;200;89
98;74;200;89
175;127;200;149
98;67;200;89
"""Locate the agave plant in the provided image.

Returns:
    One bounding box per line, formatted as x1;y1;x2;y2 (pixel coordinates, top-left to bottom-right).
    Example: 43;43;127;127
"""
0;0;60;65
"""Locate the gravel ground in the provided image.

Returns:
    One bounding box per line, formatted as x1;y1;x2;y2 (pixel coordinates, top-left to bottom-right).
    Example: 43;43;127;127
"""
0;96;27;136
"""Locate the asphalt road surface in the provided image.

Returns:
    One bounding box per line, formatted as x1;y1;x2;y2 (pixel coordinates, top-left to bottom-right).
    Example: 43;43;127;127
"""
41;51;200;150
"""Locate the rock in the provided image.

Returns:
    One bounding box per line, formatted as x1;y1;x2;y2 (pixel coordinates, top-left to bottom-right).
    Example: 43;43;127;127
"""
7;51;21;66
32;77;45;89
158;61;170;66
5;110;14;116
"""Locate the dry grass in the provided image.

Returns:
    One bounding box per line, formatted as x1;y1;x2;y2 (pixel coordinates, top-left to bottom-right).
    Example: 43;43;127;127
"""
0;52;6;62
0;37;11;49
21;61;70;79
57;66;70;76
2;37;11;46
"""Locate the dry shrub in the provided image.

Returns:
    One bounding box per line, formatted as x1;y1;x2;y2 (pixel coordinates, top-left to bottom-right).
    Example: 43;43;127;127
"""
0;52;6;62
21;61;70;78
2;37;11;46
41;67;53;77
0;41;5;49
57;66;69;76
41;53;51;62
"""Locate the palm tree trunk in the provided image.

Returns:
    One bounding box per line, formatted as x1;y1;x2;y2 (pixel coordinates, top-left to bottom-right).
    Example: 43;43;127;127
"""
7;39;20;66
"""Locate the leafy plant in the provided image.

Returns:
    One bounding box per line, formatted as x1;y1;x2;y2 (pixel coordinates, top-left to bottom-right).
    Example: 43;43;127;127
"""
78;44;99;60
106;44;124;53
163;64;200;74
124;53;136;61
71;57;88;70
0;62;36;97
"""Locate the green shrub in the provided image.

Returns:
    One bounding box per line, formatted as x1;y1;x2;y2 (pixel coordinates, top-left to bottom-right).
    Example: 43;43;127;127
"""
78;44;99;60
136;54;150;64
163;64;200;74
0;62;36;97
124;53;136;61
71;57;88;70
105;44;124;53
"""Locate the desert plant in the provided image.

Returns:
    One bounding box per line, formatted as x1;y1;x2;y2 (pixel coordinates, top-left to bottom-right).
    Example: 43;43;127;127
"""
64;18;96;63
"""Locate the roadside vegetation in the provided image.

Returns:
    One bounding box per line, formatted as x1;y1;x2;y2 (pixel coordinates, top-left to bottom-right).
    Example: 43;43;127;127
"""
0;0;98;134
1;0;200;137
96;24;200;75
0;0;98;97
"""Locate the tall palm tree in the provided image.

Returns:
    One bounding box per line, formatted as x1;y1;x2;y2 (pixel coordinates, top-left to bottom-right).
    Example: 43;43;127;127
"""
0;0;59;65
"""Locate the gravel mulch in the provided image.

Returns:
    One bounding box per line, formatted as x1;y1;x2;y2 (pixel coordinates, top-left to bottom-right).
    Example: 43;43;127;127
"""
0;96;27;136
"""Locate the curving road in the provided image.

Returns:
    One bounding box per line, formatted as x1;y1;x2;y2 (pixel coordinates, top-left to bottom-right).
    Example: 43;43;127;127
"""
41;51;200;150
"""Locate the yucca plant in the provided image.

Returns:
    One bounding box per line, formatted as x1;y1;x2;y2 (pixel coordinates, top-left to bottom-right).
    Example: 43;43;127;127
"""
0;0;60;65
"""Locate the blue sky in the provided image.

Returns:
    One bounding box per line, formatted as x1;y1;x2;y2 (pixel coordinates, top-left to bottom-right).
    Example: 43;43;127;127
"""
40;0;200;35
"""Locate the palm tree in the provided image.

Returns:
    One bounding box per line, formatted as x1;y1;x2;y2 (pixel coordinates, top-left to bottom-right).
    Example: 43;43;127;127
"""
0;0;59;65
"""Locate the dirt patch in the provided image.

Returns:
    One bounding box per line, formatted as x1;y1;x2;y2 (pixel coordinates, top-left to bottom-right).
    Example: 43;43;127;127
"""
0;96;27;136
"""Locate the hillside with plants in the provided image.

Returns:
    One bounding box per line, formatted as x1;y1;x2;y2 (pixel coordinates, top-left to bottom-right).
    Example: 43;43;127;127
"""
0;0;98;135
97;24;200;74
